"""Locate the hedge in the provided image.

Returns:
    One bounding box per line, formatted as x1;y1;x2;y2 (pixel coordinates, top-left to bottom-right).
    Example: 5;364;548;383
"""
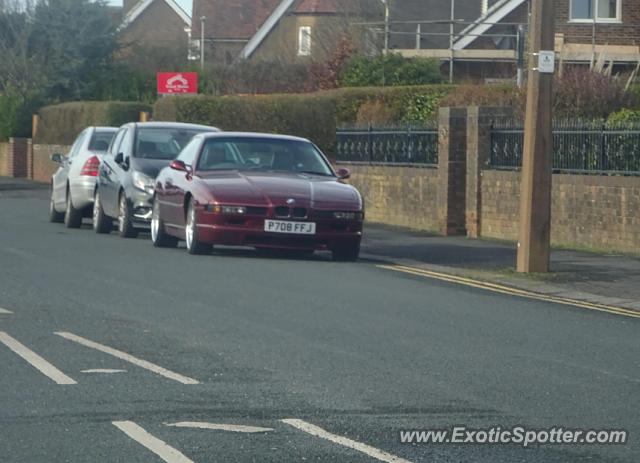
36;101;152;144
153;85;457;153
154;94;337;153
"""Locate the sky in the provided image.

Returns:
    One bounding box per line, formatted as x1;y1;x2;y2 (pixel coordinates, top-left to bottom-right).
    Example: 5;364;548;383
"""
108;0;193;17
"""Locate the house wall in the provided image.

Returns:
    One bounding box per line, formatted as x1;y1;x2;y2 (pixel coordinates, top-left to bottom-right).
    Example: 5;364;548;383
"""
119;0;188;57
556;0;640;45
251;14;348;63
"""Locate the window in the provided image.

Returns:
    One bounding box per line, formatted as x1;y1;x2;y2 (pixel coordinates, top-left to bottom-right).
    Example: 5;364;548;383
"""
89;130;116;152
570;0;620;22
68;130;88;158
108;129;126;157
298;26;312;56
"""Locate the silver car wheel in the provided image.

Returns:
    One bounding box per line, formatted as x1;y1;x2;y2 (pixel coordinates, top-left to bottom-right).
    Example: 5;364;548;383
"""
93;192;100;224
151;202;159;243
185;207;195;250
118;195;126;233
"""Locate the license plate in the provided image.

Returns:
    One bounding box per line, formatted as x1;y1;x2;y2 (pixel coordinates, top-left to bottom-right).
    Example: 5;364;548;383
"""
264;220;316;235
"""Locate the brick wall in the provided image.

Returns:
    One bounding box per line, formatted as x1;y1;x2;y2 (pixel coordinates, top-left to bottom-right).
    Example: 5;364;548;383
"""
32;144;70;183
481;170;640;253
0;138;29;178
0;142;9;176
345;164;441;232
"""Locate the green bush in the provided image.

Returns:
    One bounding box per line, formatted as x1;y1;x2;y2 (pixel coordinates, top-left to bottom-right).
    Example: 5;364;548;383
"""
340;53;443;87
0;86;23;141
154;94;337;153
36;101;152;144
607;108;640;124
328;85;455;125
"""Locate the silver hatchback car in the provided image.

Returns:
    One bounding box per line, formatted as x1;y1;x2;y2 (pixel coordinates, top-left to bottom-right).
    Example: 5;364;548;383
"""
49;127;117;227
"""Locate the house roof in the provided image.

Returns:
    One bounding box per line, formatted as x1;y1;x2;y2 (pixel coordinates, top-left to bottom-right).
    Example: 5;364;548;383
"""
120;0;190;29
293;0;339;14
192;0;282;40
454;0;526;50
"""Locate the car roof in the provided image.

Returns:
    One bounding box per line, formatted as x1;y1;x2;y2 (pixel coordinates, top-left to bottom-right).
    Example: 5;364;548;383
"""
133;122;220;131
93;127;118;132
195;132;310;143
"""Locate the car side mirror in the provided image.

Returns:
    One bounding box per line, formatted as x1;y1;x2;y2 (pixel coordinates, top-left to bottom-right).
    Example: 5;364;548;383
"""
336;167;351;180
169;160;187;172
51;153;64;164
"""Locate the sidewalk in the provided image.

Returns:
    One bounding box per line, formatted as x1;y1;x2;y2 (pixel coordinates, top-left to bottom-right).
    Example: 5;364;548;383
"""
361;223;640;312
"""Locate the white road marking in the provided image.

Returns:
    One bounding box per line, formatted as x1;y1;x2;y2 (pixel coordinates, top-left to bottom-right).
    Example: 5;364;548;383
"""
113;421;194;463
55;332;199;385
282;419;413;463
0;332;77;385
166;422;274;433
81;368;127;374
0;308;13;314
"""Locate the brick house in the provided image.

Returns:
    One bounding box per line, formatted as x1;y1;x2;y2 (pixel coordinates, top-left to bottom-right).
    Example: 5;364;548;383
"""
118;0;191;68
191;0;379;65
393;0;640;80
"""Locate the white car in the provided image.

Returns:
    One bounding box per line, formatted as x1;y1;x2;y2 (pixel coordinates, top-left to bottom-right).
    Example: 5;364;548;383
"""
49;127;117;227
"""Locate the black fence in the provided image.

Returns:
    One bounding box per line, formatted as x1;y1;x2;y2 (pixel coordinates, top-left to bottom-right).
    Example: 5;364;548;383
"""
335;125;438;166
490;121;640;175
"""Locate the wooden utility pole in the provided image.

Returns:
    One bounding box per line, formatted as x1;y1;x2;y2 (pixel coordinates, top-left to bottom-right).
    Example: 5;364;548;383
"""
517;0;555;273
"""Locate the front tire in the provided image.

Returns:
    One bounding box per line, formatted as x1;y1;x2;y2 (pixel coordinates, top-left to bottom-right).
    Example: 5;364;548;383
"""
151;199;178;248
185;200;211;255
49;188;64;223
117;192;138;238
92;189;112;234
64;188;82;228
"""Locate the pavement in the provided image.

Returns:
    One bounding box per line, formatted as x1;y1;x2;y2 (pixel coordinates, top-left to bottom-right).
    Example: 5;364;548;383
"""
0;176;638;462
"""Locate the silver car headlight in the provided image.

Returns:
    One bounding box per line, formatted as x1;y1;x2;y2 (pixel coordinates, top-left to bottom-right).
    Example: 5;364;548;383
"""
132;171;155;195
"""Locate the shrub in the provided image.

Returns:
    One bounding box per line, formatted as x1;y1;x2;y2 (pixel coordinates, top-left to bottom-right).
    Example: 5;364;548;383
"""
340;53;444;87
36;101;152;144
607;108;640;124
553;68;636;119
439;84;524;112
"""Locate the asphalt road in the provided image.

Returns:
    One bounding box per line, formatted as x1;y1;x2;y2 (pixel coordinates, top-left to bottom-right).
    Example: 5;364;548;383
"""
0;187;638;462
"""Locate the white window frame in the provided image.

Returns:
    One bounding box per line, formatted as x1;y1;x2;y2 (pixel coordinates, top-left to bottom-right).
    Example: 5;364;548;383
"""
298;26;312;56
569;0;622;24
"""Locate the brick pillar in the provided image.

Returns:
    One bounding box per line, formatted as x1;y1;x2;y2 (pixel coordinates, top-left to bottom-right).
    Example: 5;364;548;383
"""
466;106;515;238
9;138;29;178
437;107;467;236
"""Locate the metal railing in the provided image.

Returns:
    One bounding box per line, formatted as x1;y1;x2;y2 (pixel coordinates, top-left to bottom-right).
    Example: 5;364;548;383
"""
490;121;640;174
335;125;438;166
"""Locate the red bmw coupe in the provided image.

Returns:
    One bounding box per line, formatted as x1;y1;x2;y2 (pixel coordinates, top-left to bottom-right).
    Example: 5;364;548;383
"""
151;132;364;261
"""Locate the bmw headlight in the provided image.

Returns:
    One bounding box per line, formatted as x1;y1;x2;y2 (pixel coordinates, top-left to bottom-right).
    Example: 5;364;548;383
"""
132;171;155;195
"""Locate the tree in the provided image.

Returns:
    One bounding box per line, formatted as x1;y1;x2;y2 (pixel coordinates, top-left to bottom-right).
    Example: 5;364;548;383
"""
28;0;119;101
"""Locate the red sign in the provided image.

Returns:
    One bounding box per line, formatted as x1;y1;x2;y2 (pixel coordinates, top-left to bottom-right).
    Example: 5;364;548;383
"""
157;72;198;95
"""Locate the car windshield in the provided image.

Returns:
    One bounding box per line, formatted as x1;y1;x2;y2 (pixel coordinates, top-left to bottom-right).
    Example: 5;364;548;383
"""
135;128;208;160
88;130;116;152
196;137;334;176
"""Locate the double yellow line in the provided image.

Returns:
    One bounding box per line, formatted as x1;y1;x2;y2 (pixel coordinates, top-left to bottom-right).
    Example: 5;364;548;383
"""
377;264;640;319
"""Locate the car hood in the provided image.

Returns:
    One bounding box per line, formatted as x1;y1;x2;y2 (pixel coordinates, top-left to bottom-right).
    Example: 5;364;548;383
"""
196;171;362;209
131;158;173;179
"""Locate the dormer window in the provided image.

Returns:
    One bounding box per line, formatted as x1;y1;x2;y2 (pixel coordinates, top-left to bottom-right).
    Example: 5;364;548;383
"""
298;26;312;56
570;0;620;22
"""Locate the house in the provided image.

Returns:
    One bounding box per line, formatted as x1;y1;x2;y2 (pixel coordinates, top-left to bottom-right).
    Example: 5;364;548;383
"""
391;0;640;81
117;0;192;69
191;0;380;65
